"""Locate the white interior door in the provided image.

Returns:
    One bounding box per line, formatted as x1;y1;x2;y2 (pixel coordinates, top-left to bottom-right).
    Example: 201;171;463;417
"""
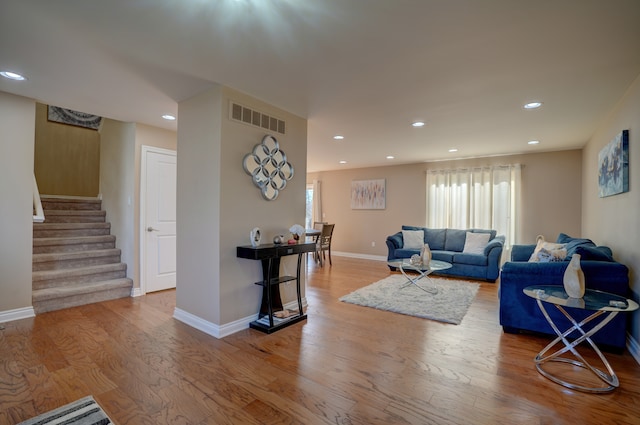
142;147;177;293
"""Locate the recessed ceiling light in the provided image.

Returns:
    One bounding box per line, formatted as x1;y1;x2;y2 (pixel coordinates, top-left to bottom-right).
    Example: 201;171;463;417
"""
412;121;425;127
386;155;395;159
524;102;542;109
333;135;344;140
162;114;176;121
449;148;458;153
528;140;540;145
339;160;347;164
0;71;26;81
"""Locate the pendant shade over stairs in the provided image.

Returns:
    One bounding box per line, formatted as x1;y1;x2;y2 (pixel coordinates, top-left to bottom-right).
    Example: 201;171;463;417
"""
32;196;133;313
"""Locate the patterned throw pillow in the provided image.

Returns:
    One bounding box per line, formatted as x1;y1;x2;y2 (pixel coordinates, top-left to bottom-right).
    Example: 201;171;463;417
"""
528;235;567;262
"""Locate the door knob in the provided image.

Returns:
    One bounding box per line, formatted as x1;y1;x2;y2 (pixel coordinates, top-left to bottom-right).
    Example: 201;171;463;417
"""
147;226;159;232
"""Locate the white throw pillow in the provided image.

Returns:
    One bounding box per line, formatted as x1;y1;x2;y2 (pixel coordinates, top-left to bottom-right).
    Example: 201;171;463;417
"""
462;232;491;254
402;230;425;249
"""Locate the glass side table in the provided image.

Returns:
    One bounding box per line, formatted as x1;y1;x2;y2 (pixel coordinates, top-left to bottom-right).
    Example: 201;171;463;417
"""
387;259;452;294
523;284;638;393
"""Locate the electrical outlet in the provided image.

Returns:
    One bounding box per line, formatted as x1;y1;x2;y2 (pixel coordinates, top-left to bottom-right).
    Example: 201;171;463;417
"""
371;241;376;247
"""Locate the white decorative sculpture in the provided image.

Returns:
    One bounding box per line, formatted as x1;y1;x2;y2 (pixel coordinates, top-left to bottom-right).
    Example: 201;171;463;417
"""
421;243;432;266
250;227;261;247
563;253;585;298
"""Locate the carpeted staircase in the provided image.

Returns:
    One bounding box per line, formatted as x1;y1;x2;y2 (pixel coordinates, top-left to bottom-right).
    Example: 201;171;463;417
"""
32;196;133;313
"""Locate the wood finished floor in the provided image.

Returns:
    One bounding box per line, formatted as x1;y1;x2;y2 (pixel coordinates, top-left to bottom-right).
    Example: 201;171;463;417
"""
2;256;640;424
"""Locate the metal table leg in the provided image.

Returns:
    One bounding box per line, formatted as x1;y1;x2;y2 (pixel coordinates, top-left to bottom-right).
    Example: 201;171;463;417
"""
534;299;620;393
398;264;438;294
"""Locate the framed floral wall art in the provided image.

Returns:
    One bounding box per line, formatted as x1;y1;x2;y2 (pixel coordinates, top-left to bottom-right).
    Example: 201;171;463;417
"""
598;130;629;198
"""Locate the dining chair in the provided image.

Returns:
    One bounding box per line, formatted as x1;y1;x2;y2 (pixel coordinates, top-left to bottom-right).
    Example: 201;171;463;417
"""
316;223;335;267
313;221;327;231
309;222;327;261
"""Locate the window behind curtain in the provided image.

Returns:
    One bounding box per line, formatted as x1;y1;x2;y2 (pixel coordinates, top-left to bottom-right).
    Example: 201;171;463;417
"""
305;184;314;229
426;165;521;247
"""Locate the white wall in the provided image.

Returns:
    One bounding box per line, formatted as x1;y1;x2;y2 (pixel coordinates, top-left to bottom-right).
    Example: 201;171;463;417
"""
0;92;35;316
582;74;640;345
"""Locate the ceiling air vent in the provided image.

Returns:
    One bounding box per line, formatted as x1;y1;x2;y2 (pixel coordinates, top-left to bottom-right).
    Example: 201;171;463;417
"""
229;101;286;135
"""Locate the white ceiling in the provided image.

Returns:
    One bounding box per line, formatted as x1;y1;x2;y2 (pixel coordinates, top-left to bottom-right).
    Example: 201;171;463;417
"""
2;0;640;172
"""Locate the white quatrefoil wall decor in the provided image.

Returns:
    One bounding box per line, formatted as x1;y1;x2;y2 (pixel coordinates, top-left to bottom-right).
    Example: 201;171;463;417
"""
242;134;295;201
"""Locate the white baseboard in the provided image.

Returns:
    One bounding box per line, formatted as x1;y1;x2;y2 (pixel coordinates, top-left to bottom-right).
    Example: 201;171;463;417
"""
131;287;143;297
173;296;308;339
0;306;35;323
333;251;387;261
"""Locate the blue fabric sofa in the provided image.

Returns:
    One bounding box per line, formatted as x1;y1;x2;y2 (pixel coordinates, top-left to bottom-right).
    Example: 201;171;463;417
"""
499;234;630;352
386;225;505;282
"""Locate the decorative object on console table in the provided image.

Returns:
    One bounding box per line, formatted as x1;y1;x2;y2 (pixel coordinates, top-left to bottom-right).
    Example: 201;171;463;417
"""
250;227;261;247
237;242;316;333
598;129;629;198
289;224;305;243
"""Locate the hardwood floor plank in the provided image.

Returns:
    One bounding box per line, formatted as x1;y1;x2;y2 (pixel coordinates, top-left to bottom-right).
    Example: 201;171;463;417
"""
1;256;640;424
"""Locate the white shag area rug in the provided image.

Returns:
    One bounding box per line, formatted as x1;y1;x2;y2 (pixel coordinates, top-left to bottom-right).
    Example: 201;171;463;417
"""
339;274;479;325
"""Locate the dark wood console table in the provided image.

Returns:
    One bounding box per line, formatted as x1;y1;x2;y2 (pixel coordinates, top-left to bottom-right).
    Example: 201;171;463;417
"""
236;242;316;333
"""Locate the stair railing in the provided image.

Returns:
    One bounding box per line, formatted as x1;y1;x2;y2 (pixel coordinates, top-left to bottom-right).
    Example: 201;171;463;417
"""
33;174;45;223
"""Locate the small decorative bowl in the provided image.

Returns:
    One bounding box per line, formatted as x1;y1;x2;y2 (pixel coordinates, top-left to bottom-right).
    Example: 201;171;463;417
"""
410;254;423;266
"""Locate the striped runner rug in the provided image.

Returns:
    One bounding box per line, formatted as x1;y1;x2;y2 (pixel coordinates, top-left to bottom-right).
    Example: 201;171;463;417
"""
18;396;112;425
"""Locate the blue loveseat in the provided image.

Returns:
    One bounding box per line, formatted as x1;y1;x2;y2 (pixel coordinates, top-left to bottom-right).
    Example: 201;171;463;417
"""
499;233;630;352
386;225;505;282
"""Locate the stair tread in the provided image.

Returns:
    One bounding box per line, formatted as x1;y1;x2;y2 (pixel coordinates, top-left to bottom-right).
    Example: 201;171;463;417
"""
33;235;116;246
33;278;133;300
40;196;101;204
34;222;110;229
33;263;127;280
33;248;121;262
42;209;105;215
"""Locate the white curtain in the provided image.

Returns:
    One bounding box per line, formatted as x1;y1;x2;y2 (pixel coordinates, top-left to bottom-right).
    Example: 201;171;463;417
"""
426;164;522;247
312;179;322;225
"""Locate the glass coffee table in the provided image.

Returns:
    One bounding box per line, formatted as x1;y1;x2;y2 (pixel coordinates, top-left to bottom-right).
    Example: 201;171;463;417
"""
524;285;639;393
387;259;452;294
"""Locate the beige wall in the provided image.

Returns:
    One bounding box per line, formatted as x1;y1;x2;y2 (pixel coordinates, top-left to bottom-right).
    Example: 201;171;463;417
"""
176;85;307;327
582;74;640;343
99;120;136;285
176;85;223;324
99;121;177;292
34;103;100;196
308;150;582;257
220;87;308;321
0;92;35;313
